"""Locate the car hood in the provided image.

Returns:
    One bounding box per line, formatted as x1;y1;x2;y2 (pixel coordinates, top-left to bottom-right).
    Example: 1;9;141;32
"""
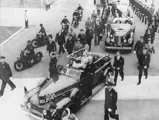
39;75;77;96
111;24;131;36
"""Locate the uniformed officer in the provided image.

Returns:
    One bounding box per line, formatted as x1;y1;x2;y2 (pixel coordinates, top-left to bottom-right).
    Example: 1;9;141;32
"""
46;34;57;56
73;39;83;57
55;30;66;55
78;29;86;46
113;51;124;86
138;49;150;85
49;52;59;82
104;81;119;120
134;36;145;64
66;34;75;55
0;56;16;96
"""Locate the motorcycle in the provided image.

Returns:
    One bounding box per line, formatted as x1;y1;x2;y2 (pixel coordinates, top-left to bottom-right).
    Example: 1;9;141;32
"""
14;50;43;71
31;33;49;48
61;23;69;36
72;16;79;28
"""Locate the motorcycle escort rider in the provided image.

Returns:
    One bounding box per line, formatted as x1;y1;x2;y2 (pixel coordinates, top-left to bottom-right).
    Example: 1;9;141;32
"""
61;16;70;32
72;9;80;26
38;24;47;41
77;4;84;20
24;40;35;63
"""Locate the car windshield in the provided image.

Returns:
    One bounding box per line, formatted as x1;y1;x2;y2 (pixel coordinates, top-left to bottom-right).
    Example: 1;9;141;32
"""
59;67;81;79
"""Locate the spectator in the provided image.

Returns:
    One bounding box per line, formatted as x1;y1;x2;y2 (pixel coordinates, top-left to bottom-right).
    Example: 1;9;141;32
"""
24;10;28;28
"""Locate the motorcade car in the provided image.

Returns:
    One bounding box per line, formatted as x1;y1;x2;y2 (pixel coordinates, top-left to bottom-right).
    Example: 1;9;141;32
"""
21;49;114;120
105;17;135;53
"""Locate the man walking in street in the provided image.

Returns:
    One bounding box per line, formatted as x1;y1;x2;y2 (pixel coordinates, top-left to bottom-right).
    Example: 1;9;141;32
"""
0;56;16;96
46;34;57;56
137;49;150;85
24;10;28;28
113;51;124;86
55;30;66;55
134;36;145;65
104;81;119;120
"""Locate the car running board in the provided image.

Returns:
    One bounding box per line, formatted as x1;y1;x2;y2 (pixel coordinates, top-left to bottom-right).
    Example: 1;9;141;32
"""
81;83;105;105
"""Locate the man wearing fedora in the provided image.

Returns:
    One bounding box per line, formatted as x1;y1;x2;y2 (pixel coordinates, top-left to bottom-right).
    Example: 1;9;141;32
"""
0;56;16;96
104;81;119;120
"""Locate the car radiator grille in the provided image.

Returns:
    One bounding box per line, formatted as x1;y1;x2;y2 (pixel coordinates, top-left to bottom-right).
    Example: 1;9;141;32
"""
30;103;43;116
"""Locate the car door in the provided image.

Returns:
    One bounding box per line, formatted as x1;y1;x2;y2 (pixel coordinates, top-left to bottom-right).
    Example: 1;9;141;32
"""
92;59;104;87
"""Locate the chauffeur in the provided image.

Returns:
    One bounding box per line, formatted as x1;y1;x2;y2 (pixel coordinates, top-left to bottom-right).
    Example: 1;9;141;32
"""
113;51;124;86
104;81;119;120
0;56;16;96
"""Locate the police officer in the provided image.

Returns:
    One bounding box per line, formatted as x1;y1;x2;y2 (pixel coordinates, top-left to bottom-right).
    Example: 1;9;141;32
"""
138;49;150;85
0;56;16;96
49;52;59;83
61;16;70;25
94;17;102;46
104;81;119;120
73;39;83;56
113;51;124;86
38;24;47;40
46;34;57;55
66;34;75;55
78;29;86;46
134;36;145;64
55;30;66;55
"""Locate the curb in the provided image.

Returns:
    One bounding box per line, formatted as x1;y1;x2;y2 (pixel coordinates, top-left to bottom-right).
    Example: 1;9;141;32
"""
0;26;25;47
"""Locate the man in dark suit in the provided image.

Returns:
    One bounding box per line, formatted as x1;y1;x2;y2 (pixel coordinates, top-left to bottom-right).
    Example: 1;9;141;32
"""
138;49;150;85
113;51;124;86
0;56;16;96
55;30;66;55
134;36;145;64
46;34;57;55
104;81;119;120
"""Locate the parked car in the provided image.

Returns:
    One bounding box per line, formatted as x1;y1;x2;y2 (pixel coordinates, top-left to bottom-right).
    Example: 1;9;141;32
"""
21;49;114;120
105;17;135;53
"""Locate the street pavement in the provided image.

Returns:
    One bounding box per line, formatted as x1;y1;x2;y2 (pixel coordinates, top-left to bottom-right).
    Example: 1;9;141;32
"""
0;0;159;120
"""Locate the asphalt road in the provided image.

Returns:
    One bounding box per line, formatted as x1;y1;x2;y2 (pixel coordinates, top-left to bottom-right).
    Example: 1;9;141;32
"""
0;0;159;120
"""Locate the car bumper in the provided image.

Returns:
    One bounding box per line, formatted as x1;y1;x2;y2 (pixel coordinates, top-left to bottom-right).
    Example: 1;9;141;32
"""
21;104;43;120
105;46;132;50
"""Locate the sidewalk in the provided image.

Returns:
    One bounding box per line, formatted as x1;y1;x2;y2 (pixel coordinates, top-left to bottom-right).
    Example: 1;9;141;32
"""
92;76;159;100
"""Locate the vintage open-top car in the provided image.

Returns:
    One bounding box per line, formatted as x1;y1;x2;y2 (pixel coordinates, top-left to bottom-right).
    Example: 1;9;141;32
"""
21;49;114;120
105;17;135;52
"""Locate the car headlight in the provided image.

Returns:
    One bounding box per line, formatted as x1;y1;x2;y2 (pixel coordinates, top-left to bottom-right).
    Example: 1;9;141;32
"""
43;109;47;115
24;95;28;103
27;102;31;108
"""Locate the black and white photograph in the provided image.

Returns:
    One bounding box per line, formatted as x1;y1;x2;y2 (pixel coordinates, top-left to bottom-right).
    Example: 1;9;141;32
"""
0;0;159;120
